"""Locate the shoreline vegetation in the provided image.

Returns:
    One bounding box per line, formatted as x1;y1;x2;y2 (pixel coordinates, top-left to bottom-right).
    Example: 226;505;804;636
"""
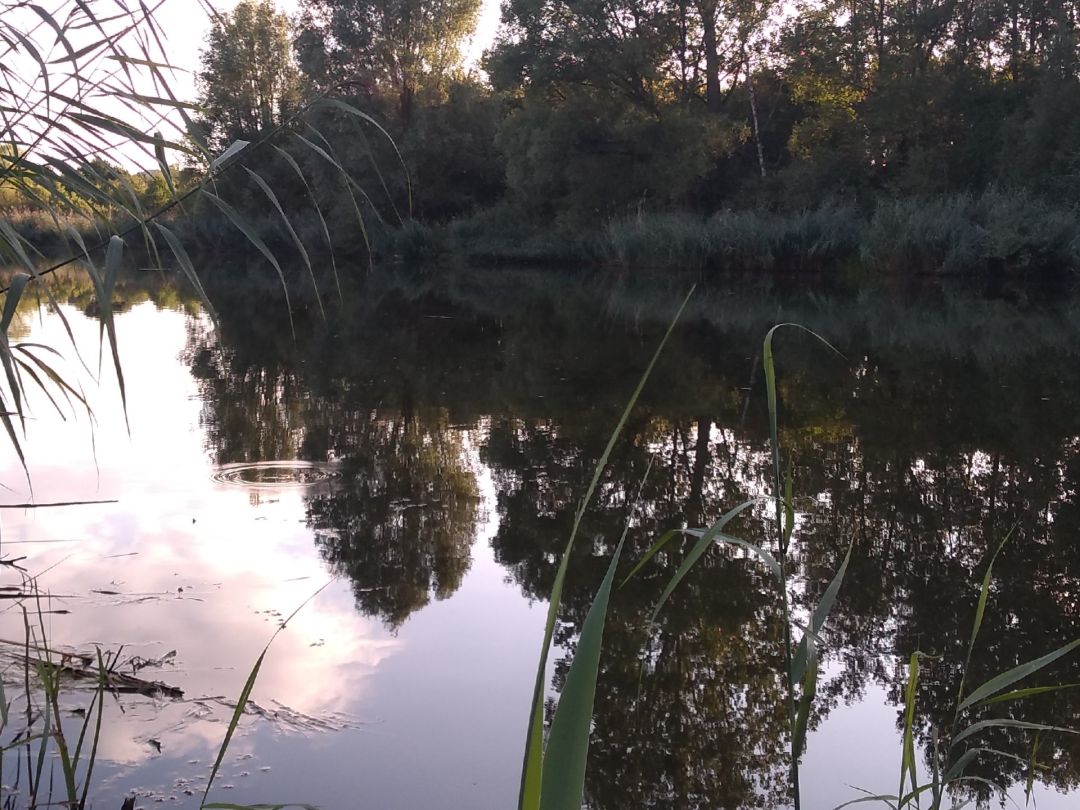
10;186;1080;280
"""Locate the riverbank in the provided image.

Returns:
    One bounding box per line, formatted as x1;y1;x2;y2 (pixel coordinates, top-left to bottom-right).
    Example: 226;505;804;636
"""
7;187;1080;285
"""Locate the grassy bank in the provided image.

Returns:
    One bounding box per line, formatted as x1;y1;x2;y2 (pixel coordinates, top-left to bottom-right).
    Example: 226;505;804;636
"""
441;189;1080;275
9;188;1080;288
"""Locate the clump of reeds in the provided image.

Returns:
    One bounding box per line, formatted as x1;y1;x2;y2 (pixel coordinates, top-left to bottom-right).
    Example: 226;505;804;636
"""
598;191;1080;274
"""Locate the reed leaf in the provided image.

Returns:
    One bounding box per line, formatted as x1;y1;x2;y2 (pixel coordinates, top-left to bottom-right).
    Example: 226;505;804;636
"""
1025;732;1041;806
955;530;1012;714
899;652;921;804
539;522;630;810
0;272;29;334
200;647;267;809
518;287;693;810
272;144;340;301
951;718;1080;747
982;683;1080;704
201;191;294;336
957;639;1080;712
77;647;106;809
201;581;333;808
647;500;771;623
791;541;853;685
832;795;900;809
619;528;681;588
316;97;413;216
243;167;323;319
152;222;217;323
791;636;818;758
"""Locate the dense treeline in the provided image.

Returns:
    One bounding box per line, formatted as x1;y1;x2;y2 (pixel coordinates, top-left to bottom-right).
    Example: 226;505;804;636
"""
9;0;1080;273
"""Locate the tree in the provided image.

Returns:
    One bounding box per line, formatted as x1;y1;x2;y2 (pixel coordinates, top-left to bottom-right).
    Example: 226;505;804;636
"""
197;0;303;151
295;0;482;122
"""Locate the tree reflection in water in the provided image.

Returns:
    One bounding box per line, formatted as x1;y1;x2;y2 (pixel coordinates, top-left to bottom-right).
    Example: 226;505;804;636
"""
185;271;1080;806
308;409;478;629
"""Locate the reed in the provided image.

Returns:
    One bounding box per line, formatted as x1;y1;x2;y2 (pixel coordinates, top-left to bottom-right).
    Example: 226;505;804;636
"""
597;191;1080;274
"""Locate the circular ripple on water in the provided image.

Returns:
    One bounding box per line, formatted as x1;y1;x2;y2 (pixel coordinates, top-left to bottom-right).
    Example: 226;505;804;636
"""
210;460;338;489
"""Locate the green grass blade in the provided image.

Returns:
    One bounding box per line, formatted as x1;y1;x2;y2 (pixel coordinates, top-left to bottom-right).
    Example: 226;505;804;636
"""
201;191;293;336
763;325;782;551
200;649;266;808
538;524;630;810
791;540;853;685
242;167;323;319
77;647;106;809
763;323;842;553
152;222;217;324
518;287;693;810
1;272;29;334
942;748;979;783
955;529;1013;713
957;638;1080;712
982;683;1080;704
1025;732;1041;807
649;500;772;623
619;528;680;588
201;581;332;808
951;718;1080;747
899;652;921;803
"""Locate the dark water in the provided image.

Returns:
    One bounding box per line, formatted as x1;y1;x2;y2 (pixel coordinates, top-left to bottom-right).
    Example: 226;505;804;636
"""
1;268;1079;809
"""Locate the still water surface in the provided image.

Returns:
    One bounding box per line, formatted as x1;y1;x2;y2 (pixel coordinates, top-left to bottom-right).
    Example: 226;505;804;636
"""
1;269;1078;809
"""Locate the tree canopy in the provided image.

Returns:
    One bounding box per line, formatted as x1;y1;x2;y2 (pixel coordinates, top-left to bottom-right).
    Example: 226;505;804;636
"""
296;0;482;120
198;0;303;151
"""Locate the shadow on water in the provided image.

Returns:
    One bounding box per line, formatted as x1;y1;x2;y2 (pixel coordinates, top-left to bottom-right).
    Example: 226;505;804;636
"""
183;267;1080;807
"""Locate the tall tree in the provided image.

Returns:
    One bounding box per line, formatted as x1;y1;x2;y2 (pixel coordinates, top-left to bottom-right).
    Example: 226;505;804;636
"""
295;0;482;122
197;0;303;152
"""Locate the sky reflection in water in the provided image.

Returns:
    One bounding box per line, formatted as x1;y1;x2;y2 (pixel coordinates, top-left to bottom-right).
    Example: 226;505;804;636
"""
0;302;542;809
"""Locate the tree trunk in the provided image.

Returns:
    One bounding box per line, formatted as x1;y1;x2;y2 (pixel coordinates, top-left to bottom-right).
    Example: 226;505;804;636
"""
701;0;722;112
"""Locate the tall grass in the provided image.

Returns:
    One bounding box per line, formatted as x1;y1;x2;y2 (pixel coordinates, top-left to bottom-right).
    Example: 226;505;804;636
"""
597;190;1080;274
0;578;331;810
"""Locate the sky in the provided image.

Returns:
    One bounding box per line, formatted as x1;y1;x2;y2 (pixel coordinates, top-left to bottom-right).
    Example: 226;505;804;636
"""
152;0;502;104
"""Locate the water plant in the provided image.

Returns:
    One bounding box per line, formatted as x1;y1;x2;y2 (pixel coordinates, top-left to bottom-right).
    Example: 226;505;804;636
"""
0;574;331;810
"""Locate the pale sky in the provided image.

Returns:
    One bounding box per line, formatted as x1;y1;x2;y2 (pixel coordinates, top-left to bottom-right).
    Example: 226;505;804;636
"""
153;0;502;104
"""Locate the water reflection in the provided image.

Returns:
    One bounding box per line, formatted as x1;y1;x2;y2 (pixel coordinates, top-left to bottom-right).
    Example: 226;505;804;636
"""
180;272;1080;807
5;268;1080;807
307;413;479;629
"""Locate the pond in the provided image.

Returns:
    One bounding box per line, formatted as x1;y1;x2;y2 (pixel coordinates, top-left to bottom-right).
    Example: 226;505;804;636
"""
1;267;1079;809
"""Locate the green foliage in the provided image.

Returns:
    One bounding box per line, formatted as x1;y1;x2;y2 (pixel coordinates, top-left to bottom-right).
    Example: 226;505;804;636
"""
518;288;694;810
498;96;736;226
599;191;1080;273
197;0;303;152
296;0;482;121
